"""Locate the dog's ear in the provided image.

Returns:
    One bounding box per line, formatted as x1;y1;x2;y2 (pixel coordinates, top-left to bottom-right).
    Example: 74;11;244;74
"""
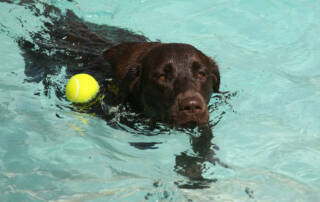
126;64;142;94
102;42;160;101
208;56;220;93
86;55;113;80
116;63;142;106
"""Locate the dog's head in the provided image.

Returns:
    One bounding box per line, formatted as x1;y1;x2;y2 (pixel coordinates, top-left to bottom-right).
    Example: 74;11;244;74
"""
134;43;220;127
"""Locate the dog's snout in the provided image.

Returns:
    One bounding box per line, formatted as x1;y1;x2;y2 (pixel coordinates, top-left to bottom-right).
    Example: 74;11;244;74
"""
180;96;204;114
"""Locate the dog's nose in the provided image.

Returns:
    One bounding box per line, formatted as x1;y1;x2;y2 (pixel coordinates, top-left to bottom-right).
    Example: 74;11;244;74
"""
180;96;203;114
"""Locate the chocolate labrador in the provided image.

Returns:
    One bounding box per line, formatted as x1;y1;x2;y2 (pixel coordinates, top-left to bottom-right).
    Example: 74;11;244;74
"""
2;0;220;128
2;0;228;189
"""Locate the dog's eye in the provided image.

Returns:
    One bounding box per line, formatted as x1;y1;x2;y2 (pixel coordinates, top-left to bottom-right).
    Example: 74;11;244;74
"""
153;73;166;81
158;74;166;81
197;71;206;80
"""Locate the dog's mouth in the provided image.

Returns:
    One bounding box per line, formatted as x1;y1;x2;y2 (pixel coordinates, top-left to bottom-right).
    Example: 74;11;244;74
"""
173;111;209;128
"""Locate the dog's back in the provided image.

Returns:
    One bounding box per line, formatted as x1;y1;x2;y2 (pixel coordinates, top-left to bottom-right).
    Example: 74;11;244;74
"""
7;0;148;82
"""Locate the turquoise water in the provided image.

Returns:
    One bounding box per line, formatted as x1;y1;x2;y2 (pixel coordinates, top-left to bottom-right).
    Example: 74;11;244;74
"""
1;0;320;201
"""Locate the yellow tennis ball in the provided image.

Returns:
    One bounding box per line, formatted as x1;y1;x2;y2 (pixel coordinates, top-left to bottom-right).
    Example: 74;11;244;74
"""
65;73;99;104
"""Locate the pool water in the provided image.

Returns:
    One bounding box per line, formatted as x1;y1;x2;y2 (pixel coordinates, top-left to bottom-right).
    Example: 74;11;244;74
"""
1;0;320;201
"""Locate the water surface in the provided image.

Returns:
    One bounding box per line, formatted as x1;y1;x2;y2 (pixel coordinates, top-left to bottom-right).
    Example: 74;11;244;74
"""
0;0;320;201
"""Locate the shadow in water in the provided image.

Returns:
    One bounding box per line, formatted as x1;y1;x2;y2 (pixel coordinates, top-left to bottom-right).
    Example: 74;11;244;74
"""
174;126;228;189
126;121;229;189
